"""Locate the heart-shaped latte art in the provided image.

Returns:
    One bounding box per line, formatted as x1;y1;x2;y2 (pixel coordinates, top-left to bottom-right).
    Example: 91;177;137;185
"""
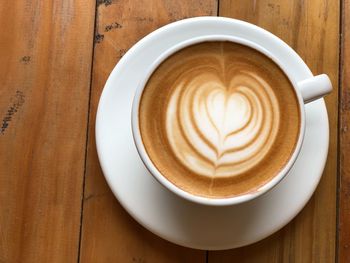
166;70;280;178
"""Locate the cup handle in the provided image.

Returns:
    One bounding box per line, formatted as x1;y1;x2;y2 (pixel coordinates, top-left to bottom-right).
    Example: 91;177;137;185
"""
297;74;332;104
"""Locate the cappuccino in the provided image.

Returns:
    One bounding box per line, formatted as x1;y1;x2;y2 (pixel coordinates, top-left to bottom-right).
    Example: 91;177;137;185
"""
139;41;301;198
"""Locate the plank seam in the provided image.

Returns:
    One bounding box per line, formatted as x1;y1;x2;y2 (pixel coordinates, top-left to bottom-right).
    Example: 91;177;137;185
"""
336;0;345;262
76;0;99;262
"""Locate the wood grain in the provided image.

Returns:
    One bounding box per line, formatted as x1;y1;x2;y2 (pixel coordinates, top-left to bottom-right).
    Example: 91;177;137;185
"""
0;0;95;262
209;0;339;262
339;0;350;262
79;1;217;262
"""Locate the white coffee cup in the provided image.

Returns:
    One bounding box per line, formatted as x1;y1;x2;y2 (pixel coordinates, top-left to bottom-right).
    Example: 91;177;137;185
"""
131;26;332;206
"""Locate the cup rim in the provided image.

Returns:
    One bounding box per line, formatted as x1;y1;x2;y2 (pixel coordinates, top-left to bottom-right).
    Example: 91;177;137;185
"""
131;34;306;206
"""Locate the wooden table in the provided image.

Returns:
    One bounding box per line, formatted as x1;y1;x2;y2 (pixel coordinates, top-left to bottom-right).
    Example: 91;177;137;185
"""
0;0;347;262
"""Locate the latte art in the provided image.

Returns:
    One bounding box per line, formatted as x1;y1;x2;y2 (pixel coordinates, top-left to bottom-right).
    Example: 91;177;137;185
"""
139;41;300;198
166;70;280;178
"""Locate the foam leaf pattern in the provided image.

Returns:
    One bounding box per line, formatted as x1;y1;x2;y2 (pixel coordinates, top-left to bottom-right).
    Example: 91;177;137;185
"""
166;68;280;178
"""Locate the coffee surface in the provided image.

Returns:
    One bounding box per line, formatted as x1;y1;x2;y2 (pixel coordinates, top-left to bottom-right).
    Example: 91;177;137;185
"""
139;41;301;198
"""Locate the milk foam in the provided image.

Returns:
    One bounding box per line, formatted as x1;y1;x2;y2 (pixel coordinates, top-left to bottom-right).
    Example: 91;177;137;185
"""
139;41;301;197
166;68;280;178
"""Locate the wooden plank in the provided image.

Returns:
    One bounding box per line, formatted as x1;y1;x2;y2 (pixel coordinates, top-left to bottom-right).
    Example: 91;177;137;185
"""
339;0;350;262
0;0;95;262
209;0;339;262
79;1;217;262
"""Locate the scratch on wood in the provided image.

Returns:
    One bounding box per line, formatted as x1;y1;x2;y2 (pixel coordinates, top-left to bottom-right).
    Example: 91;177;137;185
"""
84;193;107;202
133;17;154;22
105;22;122;32
97;0;113;7
341;86;350;111
84;194;94;202
95;34;104;44
104;37;127;58
1;90;25;135
267;2;280;14
20;56;31;64
118;48;126;58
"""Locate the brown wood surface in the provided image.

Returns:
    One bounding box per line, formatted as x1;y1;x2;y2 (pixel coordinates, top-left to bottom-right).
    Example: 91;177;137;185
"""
0;0;345;262
209;0;339;262
339;0;350;262
79;1;217;262
0;0;95;262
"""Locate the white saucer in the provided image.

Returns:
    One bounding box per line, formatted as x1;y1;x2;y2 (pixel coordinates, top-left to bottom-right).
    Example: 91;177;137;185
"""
96;17;329;250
